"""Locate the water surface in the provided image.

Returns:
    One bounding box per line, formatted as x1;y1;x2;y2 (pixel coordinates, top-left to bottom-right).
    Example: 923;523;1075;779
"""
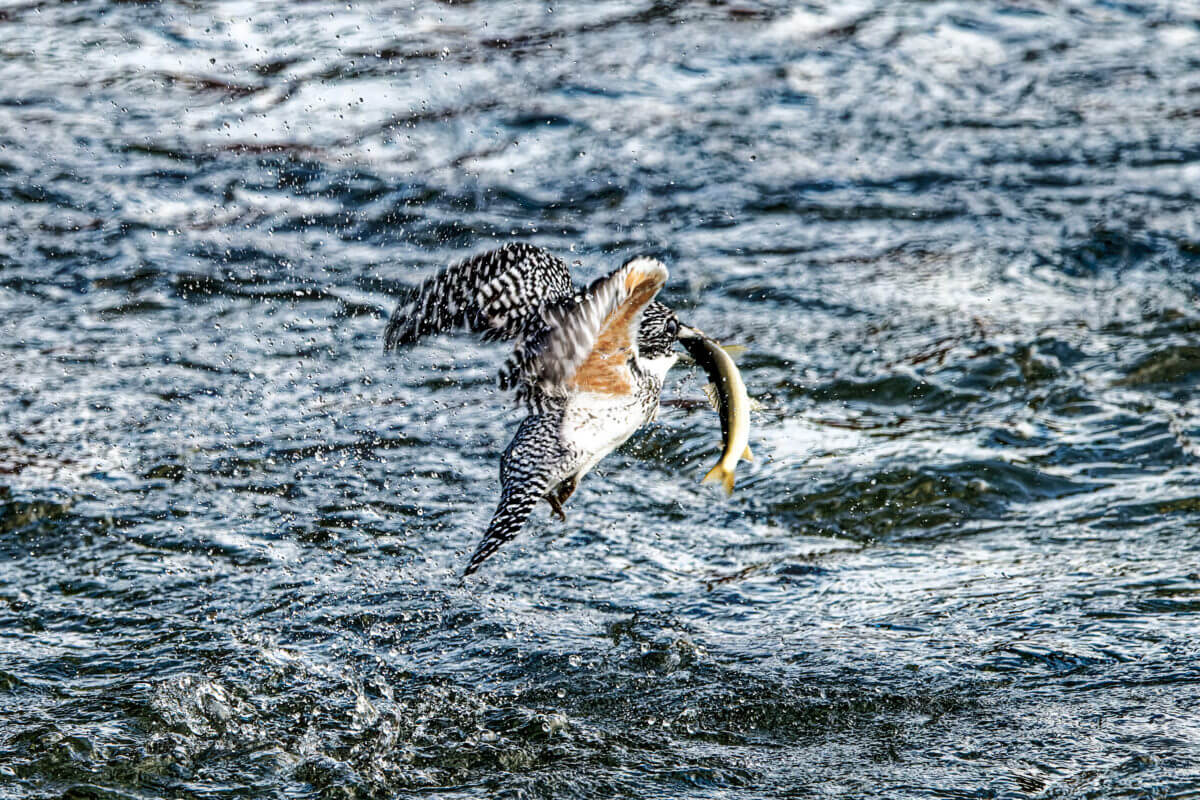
2;1;1199;797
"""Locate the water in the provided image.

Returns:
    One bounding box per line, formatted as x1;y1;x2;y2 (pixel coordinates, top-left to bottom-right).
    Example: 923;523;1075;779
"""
2;0;1199;797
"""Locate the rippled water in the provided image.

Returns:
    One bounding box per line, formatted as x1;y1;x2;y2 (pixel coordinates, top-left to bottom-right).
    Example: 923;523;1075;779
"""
3;1;1200;797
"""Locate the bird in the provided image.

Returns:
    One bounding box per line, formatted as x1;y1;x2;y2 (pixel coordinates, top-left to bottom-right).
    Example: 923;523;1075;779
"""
383;242;703;575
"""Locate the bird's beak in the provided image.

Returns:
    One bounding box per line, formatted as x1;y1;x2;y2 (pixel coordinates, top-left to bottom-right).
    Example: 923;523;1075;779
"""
675;325;706;360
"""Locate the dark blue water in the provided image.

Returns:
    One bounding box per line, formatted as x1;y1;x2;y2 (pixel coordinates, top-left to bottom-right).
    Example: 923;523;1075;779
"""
2;1;1199;797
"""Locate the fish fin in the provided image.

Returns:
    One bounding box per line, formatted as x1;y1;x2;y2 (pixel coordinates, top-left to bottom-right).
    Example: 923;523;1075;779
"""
748;397;766;412
702;382;721;411
742;445;753;462
702;463;736;496
720;344;748;358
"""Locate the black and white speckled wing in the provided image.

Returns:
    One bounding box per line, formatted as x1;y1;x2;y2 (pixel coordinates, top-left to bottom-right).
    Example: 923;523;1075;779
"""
463;414;572;575
383;242;575;350
498;257;668;407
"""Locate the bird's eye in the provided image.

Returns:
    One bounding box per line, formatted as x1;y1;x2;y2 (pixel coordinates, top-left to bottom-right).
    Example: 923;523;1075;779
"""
666;319;679;337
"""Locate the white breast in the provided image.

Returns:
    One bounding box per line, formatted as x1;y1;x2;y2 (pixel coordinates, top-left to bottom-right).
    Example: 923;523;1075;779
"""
639;353;679;385
559;353;679;480
561;391;648;478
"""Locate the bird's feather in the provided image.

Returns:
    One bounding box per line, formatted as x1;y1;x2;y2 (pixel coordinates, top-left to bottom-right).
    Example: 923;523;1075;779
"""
464;414;566;575
383;242;574;350
499;257;668;405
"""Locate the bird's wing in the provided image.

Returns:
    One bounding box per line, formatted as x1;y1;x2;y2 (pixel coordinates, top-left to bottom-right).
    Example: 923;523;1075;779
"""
499;257;668;405
383;243;575;350
464;415;565;575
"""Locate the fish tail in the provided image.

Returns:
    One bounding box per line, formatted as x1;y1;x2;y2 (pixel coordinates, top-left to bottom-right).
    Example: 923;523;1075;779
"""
702;463;736;496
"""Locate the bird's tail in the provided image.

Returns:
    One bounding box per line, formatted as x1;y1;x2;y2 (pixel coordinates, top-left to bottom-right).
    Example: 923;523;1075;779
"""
702;462;736;496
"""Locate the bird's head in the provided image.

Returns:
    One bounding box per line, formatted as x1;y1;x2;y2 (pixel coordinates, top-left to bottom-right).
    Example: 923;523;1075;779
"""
639;299;713;352
637;301;713;385
638;301;684;360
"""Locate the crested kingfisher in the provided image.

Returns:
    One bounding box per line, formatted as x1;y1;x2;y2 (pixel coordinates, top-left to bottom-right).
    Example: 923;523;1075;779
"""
383;243;703;575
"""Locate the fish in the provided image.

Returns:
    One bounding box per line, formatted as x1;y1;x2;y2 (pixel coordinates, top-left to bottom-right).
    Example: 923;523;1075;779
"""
677;326;752;495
